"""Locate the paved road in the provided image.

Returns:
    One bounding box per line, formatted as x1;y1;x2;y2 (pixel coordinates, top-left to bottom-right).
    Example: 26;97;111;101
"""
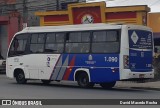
0;74;160;108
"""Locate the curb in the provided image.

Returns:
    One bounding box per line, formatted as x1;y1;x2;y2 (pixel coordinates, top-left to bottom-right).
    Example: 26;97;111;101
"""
131;87;160;91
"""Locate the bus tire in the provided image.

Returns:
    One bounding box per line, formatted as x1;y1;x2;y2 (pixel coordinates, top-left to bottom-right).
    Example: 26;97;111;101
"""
100;81;116;89
77;72;94;88
41;80;51;84
15;71;27;84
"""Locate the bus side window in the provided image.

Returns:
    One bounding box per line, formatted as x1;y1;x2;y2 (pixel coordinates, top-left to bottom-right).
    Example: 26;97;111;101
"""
45;32;65;53
66;33;69;42
30;33;45;53
92;30;120;53
13;39;19;51
65;31;90;53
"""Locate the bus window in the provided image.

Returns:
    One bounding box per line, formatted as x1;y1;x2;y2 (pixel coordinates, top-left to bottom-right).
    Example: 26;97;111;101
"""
106;31;119;41
45;33;65;53
8;34;28;57
92;30;119;53
13;39;19;51
65;32;90;53
30;33;45;53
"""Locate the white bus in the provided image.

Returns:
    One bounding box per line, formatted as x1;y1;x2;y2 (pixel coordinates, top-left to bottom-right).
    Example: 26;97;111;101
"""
6;23;154;88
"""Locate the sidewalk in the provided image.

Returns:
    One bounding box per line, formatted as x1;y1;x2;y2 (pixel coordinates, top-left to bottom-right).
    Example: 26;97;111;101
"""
115;81;160;91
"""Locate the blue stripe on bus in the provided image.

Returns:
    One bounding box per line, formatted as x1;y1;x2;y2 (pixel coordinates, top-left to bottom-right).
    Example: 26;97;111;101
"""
65;54;120;82
50;54;120;83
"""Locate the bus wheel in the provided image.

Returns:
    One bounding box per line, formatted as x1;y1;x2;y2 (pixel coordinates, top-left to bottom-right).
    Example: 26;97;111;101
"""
15;71;27;84
41;80;51;84
100;81;116;89
77;73;94;88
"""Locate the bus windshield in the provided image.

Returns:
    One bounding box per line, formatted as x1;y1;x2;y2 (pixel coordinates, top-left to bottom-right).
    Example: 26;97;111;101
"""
128;30;153;49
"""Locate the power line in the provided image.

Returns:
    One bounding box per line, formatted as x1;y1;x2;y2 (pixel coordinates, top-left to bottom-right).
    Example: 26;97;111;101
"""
1;0;81;15
149;0;160;6
0;0;41;5
0;0;58;15
1;0;80;13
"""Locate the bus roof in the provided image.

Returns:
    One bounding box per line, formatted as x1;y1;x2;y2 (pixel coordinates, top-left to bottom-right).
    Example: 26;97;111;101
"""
18;23;151;34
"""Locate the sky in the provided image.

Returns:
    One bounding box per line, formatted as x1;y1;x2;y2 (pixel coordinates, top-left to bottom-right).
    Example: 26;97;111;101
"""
87;0;160;12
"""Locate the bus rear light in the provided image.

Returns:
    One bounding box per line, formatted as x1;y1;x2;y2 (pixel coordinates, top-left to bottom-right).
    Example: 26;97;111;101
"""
124;55;129;69
111;68;118;72
112;69;115;72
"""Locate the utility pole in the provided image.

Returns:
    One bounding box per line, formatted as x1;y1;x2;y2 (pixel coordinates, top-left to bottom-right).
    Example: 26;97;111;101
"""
23;0;28;23
23;0;28;28
56;0;59;10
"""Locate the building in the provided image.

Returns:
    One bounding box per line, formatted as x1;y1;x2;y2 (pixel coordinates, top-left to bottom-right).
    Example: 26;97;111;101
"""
35;2;149;26
148;13;160;39
35;1;160;56
148;12;160;57
0;0;84;58
1;1;160;58
16;0;86;26
0;0;18;58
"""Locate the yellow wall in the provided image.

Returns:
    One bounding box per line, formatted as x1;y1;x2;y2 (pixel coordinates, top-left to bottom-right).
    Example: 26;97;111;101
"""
148;13;160;33
35;2;150;26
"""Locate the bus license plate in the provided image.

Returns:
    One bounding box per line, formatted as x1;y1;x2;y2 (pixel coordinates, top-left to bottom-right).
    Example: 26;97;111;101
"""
139;74;145;78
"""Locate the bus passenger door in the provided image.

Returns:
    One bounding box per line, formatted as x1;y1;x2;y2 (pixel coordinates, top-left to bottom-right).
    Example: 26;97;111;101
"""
25;55;39;79
38;54;50;80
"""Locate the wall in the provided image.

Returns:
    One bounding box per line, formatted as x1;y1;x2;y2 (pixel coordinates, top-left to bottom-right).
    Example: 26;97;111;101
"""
0;25;8;58
148;13;160;39
35;2;150;26
15;0;85;26
0;12;22;58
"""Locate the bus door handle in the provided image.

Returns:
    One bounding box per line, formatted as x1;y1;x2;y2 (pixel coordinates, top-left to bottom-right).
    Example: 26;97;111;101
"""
25;65;29;67
19;63;23;65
